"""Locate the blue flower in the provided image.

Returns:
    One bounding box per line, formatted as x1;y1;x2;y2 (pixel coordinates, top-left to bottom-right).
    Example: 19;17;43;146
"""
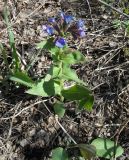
60;11;65;19
42;25;54;35
59;12;73;24
55;38;66;48
48;18;56;23
77;20;84;28
64;15;74;24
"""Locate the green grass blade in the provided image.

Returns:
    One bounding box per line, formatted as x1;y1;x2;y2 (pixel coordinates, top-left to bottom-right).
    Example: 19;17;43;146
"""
3;4;20;71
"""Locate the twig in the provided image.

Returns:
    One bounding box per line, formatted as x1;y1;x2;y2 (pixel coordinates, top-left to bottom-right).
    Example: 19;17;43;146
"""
85;0;94;28
6;101;22;140
92;82;105;90
55;116;77;144
95;61;129;72
118;84;129;97
98;0;129;18
115;118;129;154
0;100;45;120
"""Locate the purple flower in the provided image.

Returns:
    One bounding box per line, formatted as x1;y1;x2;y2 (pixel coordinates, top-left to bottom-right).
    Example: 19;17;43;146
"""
48;17;61;34
42;25;54;36
55;38;66;48
42;25;47;31
78;29;85;37
42;11;86;47
77;20;84;28
69;28;86;39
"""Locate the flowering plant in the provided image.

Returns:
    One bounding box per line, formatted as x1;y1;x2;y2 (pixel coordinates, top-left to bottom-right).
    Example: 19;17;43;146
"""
1;8;124;160
42;12;86;48
7;11;93;116
27;12;94;115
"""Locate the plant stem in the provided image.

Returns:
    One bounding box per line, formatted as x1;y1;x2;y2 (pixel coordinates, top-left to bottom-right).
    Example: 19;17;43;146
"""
58;49;65;102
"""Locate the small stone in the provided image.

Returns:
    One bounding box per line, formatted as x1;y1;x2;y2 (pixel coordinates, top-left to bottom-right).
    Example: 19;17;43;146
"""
102;14;108;19
38;62;43;69
20;139;29;147
28;128;36;137
109;41;117;48
6;141;12;149
0;155;5;160
37;129;46;138
41;56;45;62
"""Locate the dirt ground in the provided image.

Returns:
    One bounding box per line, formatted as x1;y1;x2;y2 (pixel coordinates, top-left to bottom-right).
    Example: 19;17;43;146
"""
0;0;129;159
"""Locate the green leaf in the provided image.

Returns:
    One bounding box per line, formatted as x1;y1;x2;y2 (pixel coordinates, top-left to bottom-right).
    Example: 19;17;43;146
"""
62;65;85;85
112;20;121;28
77;144;96;160
54;102;65;118
79;95;94;111
123;20;129;28
37;38;54;49
43;79;61;95
91;138;124;159
9;29;15;45
124;8;129;15
52;147;69;160
37;38;61;62
26;79;48;97
36;38;59;54
123;47;129;56
10;71;35;87
26;79;61;97
36;40;47;49
47;65;61;78
3;5;20;71
61;50;85;65
61;84;92;101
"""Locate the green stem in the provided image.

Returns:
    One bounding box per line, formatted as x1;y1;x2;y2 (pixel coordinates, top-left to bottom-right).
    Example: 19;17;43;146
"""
58;49;65;102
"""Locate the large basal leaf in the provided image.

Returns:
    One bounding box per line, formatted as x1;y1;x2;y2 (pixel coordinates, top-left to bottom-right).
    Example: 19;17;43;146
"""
61;50;85;65
43;79;61;95
61;84;92;101
91;138;124;159
54;102;65;118
10;71;35;87
26;79;61;97
79;95;94;111
51;147;69;160
77;144;96;160
26;79;48;97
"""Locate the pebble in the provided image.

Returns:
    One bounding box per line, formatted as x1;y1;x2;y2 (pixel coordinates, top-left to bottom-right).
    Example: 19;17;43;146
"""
28;128;36;137
20;139;29;147
109;41;117;48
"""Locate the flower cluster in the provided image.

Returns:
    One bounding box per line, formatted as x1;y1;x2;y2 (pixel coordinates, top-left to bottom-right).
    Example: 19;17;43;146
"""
42;12;86;48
